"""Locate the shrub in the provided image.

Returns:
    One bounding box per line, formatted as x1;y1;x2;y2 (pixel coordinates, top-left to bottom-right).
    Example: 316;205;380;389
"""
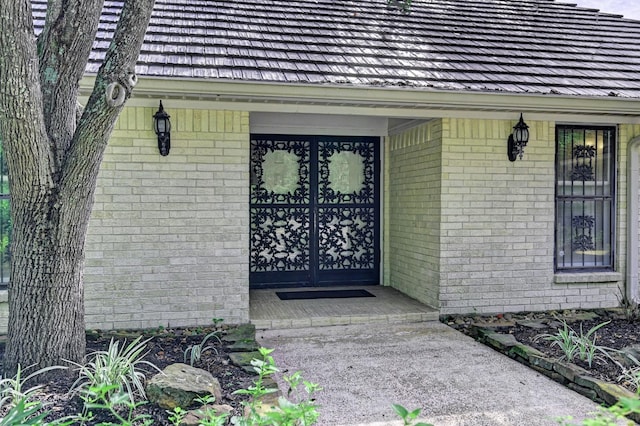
69;335;160;405
535;320;615;368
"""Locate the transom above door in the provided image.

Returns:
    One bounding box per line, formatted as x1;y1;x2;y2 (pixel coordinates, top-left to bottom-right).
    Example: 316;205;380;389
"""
250;135;380;288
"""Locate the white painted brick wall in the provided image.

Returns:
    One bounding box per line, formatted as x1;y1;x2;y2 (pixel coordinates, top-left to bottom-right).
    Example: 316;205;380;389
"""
83;107;250;330
1;118;639;332
387;118;634;316
438;118;622;314
387;120;443;308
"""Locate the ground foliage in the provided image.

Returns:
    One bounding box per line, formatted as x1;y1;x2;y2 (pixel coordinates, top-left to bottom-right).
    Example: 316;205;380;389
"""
448;309;640;391
0;326;256;424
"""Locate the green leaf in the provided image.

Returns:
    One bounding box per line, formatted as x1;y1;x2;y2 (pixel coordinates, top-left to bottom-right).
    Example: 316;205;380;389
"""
392;403;409;418
408;407;422;419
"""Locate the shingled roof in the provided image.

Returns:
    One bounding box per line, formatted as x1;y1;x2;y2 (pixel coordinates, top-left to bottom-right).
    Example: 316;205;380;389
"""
32;0;640;99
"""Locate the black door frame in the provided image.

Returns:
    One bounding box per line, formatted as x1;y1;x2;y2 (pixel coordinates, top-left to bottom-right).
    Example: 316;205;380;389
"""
249;134;380;289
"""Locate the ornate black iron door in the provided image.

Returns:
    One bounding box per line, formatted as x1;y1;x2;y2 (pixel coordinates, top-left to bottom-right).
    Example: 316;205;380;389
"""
250;135;379;288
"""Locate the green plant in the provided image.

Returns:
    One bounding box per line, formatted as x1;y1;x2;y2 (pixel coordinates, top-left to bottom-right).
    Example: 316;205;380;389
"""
231;347;321;426
617;294;640;321
574;321;613;368
159;347;320;426
69;335;160;406
152;325;166;335
167;406;187;426
184;331;221;366
535;320;615;367
0;397;48;426
536;320;578;361
78;384;153;426
195;408;228;426
617;366;640;393
165;395;228;426
392;404;433;426
233;347;279;403
195;394;216;405
0;364;66;409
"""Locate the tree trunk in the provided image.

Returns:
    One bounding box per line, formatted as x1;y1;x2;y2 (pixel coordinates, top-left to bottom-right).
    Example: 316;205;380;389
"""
7;197;88;375
0;0;155;377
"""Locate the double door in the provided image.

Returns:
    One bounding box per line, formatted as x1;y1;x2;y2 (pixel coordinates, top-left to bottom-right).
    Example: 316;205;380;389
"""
249;135;380;288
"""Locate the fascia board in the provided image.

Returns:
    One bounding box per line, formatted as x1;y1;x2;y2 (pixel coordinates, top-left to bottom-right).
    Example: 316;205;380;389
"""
80;76;640;123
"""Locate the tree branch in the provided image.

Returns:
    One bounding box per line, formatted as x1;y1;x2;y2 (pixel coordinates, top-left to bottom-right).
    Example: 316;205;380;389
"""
37;0;105;171
62;0;155;195
0;0;55;198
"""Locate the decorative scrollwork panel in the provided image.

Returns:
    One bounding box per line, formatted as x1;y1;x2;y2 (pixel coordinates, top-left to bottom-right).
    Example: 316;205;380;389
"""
318;207;375;270
250;207;310;272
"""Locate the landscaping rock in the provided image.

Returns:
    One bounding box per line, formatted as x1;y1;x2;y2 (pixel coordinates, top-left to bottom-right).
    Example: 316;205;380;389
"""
181;404;233;425
473;319;516;328
595;381;637;406
575;374;601;390
553;361;590;382
482;331;518;351
567;382;598;400
563;311;600;322
229;351;263;374
508;343;546;362
244;392;281;418
528;353;555;371
453;317;466;325
223;324;256;343
228;339;260;352
147;363;223;409
449;309;640;413
515;319;549;329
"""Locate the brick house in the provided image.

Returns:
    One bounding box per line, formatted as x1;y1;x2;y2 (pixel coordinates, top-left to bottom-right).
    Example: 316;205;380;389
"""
1;0;640;331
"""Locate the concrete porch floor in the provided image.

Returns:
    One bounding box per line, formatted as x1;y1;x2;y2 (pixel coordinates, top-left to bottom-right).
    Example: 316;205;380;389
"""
250;285;439;329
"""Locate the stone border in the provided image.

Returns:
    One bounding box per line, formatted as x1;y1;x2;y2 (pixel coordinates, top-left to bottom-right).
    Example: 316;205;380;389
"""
470;325;640;423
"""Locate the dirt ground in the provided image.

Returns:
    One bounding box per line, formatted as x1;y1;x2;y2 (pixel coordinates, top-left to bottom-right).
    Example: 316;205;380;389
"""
0;326;256;425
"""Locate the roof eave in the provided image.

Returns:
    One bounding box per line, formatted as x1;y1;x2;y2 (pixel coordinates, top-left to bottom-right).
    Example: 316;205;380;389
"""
80;76;640;123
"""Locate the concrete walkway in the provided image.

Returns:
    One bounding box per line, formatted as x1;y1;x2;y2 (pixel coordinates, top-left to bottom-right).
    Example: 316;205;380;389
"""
257;321;615;426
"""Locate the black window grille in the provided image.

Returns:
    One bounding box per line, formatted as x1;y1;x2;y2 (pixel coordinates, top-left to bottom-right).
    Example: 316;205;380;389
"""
555;126;615;271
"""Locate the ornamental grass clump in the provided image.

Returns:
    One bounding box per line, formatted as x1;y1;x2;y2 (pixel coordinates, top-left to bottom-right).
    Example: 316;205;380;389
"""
183;330;222;366
535;319;615;368
0;364;66;411
69;335;160;405
0;364;67;424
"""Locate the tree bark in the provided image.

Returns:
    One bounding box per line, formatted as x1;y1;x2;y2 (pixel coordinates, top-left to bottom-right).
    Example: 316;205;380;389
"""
0;0;155;377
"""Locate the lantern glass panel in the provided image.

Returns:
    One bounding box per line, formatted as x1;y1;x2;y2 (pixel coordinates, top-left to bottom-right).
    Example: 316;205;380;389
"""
156;117;167;133
514;127;529;144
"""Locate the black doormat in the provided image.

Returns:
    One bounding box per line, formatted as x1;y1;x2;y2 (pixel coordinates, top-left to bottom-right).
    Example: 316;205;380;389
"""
276;289;375;301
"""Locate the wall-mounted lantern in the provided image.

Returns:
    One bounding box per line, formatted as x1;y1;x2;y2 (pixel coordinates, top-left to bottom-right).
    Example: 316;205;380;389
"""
153;101;171;156
507;113;530;162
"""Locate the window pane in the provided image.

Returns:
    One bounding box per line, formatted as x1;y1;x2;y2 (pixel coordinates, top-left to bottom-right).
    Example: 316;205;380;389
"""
556;199;613;269
555;126;614;270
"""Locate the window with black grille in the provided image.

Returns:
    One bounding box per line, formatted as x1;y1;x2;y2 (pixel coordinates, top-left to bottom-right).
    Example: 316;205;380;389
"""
555;126;615;271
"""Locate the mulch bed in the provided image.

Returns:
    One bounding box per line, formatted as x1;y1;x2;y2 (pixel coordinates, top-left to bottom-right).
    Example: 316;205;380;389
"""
446;309;640;392
0;326;256;425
